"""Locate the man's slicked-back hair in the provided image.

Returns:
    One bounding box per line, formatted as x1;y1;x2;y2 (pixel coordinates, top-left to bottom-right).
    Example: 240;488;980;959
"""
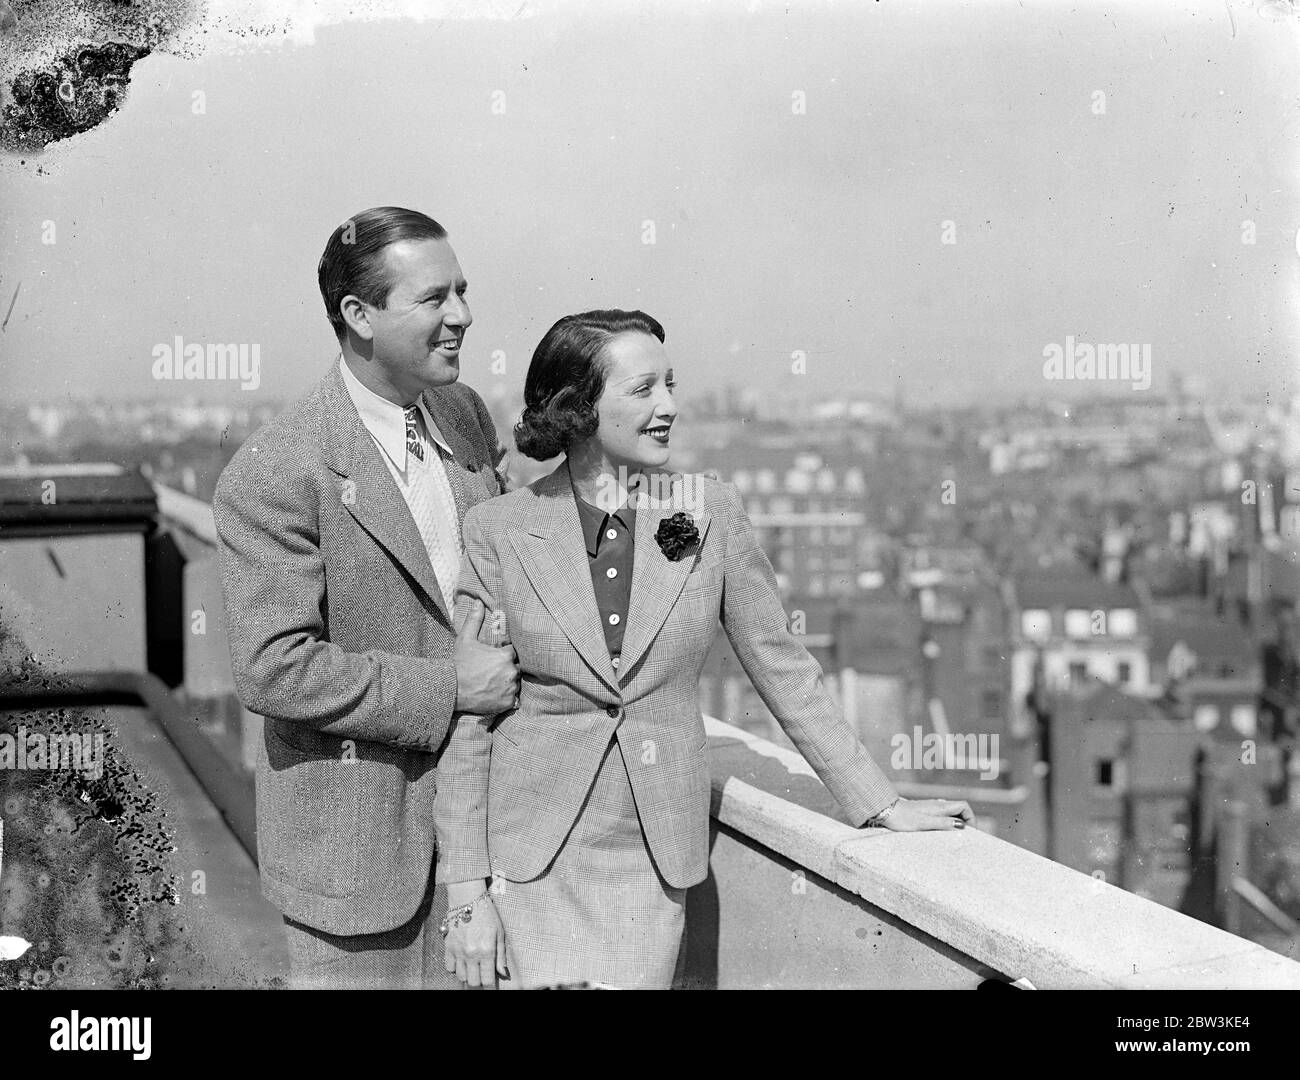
317;207;448;338
515;309;665;461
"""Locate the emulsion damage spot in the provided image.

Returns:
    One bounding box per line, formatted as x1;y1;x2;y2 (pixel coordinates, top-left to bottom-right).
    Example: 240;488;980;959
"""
1;41;149;152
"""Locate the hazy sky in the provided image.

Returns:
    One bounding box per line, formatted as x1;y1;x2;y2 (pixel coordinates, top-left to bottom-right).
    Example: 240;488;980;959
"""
1;0;1297;410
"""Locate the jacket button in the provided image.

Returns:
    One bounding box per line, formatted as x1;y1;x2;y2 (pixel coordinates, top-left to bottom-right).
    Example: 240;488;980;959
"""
606;705;621;718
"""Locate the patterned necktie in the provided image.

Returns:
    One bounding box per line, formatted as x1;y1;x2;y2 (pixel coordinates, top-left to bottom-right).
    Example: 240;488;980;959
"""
404;405;425;463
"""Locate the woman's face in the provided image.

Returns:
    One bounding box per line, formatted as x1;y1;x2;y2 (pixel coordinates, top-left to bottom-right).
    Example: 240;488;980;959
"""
586;331;677;473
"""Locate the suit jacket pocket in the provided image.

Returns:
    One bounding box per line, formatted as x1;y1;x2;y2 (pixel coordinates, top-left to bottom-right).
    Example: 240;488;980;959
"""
260;723;362;898
491;717;522;749
680;561;724;595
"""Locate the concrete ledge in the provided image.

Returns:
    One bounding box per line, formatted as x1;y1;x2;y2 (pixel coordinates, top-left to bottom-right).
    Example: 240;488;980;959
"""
154;484;219;546
703;715;1300;989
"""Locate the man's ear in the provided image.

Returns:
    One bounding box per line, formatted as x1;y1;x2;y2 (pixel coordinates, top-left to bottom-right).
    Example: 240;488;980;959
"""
339;295;374;341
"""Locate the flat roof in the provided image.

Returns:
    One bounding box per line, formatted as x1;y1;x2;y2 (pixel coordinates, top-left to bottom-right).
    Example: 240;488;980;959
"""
0;464;156;528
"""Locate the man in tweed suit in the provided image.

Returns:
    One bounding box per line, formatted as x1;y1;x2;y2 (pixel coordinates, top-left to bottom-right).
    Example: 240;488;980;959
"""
213;207;519;989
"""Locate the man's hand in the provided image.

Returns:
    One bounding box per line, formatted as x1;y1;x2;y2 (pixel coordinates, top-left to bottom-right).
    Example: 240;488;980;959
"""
444;879;509;988
453;599;520;716
878;798;974;832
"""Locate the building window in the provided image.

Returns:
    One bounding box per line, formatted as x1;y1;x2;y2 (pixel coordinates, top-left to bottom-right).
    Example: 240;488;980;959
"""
981;689;1003;718
1094;759;1126;793
1069;661;1088;684
757;469;776;493
1064;609;1094;638
1193;704;1219;732
733;470;752;493
1021;609;1050;640
1116;661;1132;685
1108;608;1138;637
857;570;884;590
1229;704;1256;736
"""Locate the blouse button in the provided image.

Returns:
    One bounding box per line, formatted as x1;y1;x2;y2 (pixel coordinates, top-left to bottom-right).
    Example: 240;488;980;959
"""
608;613;620;626
606;528;618;540
606;567;618;579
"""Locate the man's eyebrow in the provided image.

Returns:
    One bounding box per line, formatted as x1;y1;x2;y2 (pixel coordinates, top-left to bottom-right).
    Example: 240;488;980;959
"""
415;279;468;299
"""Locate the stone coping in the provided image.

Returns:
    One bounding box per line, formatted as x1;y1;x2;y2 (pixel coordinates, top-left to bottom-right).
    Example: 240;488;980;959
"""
703;715;1300;989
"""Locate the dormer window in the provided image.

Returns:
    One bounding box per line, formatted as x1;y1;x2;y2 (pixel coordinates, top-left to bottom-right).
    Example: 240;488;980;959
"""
1064;609;1094;638
1021;609;1051;640
1108;609;1138;637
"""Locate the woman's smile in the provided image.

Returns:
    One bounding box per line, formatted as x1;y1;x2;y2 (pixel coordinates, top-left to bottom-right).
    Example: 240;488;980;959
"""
640;421;672;445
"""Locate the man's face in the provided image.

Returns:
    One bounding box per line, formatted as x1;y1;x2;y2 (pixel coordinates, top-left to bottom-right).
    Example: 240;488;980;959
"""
361;237;472;401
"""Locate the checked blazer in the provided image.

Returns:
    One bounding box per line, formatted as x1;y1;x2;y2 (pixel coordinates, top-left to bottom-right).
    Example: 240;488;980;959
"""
433;465;899;891
212;361;506;936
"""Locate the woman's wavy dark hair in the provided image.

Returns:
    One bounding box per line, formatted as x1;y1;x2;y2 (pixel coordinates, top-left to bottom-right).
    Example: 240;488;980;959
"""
514;309;665;461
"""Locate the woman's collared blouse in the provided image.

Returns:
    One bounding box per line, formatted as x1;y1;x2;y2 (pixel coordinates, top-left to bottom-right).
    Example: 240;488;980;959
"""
572;491;636;670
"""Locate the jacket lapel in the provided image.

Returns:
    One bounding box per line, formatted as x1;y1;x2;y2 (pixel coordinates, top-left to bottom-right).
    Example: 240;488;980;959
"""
509;466;620;694
616;475;712;678
422;388;470;524
320;364;451;624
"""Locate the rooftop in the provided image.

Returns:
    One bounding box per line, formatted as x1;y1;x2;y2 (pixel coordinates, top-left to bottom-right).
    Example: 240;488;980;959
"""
1013;568;1142;612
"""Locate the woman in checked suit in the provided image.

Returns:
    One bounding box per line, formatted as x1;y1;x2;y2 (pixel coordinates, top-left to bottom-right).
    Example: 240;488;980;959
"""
435;309;972;989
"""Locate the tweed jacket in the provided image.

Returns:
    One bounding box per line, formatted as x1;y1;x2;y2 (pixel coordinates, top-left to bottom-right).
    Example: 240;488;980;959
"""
433;466;899;891
212;361;505;935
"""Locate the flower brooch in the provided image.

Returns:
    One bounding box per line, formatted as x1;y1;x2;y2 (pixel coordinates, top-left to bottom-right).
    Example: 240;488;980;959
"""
655;512;700;561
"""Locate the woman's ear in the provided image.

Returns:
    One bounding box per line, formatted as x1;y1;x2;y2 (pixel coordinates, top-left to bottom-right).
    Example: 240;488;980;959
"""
339;295;374;341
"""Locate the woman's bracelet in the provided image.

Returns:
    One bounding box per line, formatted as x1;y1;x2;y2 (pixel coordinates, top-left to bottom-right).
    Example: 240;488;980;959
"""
865;797;901;828
438;891;489;937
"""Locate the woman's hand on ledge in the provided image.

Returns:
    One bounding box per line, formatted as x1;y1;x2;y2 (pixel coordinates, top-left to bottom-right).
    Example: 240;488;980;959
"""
878;798;974;832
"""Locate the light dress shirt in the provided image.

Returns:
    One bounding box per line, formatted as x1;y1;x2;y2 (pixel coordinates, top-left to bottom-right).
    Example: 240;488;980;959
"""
339;355;463;616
